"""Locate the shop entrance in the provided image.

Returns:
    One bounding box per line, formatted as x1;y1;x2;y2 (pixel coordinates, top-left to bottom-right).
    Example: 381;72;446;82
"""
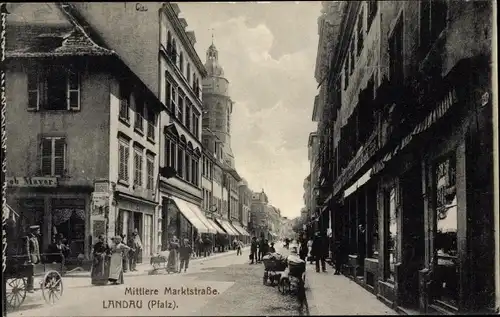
400;165;425;308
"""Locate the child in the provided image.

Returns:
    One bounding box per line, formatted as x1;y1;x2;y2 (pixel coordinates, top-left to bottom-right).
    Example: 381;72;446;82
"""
179;238;192;273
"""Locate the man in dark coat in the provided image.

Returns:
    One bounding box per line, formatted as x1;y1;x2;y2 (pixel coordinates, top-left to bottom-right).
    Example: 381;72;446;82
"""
250;237;258;264
334;239;345;275
311;232;327;273
25;225;41;292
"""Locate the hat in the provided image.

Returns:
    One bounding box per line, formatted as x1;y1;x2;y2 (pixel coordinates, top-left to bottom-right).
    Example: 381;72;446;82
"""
29;225;40;230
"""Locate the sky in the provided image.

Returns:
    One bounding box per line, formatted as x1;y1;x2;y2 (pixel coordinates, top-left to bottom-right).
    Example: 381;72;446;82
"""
178;2;321;219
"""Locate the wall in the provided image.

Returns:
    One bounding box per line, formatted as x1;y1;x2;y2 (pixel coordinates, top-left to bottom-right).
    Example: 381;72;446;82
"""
73;3;163;98
6;60;111;186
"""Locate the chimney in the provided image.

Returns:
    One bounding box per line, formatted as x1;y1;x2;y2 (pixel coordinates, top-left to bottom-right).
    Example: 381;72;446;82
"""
179;18;188;29
186;31;197;45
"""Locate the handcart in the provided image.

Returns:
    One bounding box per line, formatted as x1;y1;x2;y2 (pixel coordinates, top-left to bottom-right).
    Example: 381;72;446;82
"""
262;255;287;286
278;257;306;297
5;253;65;311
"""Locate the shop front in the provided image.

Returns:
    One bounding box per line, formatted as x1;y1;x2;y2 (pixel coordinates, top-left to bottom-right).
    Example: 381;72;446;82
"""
114;192;157;262
371;55;496;314
5;176;92;260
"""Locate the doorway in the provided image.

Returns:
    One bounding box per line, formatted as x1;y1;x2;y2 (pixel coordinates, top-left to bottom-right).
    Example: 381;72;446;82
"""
133;212;143;263
400;164;425;308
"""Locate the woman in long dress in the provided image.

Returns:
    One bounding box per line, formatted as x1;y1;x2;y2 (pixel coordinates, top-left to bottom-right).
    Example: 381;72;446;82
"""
166;236;180;273
91;235;110;285
108;236;131;285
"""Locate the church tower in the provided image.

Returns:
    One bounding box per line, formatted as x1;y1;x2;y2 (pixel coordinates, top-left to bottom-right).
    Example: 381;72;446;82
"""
202;42;235;168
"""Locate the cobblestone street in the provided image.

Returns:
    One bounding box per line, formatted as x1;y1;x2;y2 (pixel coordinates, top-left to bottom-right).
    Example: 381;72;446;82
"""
8;247;396;316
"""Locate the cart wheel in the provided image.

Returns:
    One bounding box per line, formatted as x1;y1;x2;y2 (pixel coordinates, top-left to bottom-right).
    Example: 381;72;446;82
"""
6;278;27;310
42;271;63;305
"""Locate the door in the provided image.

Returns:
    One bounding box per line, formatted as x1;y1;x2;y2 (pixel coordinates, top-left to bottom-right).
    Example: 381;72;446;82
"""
401;165;425;308
143;214;153;258
133;212;143;263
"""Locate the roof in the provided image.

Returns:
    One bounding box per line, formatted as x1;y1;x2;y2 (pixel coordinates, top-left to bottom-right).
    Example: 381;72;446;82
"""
6;4;114;58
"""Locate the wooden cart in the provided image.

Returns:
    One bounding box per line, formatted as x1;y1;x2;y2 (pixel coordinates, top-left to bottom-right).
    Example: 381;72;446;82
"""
5;253;65;310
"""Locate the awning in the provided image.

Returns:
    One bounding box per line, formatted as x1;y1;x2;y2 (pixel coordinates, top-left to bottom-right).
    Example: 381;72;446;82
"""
205;218;223;234
170;197;211;233
344;168;373;199
218;219;240;236
231;222;250;236
183;201;221;234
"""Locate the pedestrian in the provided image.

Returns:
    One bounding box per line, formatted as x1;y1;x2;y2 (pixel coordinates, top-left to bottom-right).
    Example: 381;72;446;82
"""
258;238;266;262
269;242;276;253
121;233;128;273
307;237;314;264
312;232;327;273
25;225;41;292
298;235;308;262
250;237;258;264
129;229;142;272
195;234;203;258
179;238;192;273
108;236;131;285
203;235;212;257
167;235;180;273
91;235;110;285
233;237;238;250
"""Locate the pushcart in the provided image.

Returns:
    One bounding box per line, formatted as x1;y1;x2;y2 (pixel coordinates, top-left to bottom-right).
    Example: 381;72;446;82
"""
5;253;65;311
278;261;306;296
262;257;287;286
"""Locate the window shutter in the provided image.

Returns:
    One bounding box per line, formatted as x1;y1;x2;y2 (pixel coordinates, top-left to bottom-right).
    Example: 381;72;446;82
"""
41;138;52;175
54;138;66;176
118;144;124;180
124;146;129;181
67;70;80;110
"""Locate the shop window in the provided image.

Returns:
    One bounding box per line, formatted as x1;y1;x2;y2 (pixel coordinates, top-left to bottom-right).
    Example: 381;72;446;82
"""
385;187;398;282
167;200;180;240
40;137;66;177
433;154;458;307
52;198;85;258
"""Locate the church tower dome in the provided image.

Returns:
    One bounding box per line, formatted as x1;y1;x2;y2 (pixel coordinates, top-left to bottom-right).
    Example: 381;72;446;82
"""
204;43;225;77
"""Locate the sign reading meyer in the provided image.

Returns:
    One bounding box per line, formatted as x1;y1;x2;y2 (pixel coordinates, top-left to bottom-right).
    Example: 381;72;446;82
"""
6;177;58;188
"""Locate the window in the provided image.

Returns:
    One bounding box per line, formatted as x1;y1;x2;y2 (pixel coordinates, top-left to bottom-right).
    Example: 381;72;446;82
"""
389;18;404;84
185;103;191;130
177;147;183;177
118;140;130;183
350;40;355;74
197;79;201;99
40;137;66;176
357;7;364;56
134;94;145;132
171;39;177;64
133;148;143;187
177;91;184;122
146;155;155;190
420;0;448;56
165;136;177;169
179;52;184;73
146;107;156;141
343;61;349;89
367;0;377;31
186;63;191;83
171;84;178;115
28;66;80;111
193;114;199;139
165;76;172;109
386;187;397;282
226;110;230;134
119;81;130;122
185;152;191;181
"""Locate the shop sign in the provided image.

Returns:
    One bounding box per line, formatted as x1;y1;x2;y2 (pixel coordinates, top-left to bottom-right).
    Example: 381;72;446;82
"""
91;192;110;216
6;177;57;188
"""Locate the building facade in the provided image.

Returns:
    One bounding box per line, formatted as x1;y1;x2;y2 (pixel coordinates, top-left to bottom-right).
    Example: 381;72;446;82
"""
312;1;497;314
238;179;252;243
250;190;269;238
307;131;320;236
5;2;162;261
